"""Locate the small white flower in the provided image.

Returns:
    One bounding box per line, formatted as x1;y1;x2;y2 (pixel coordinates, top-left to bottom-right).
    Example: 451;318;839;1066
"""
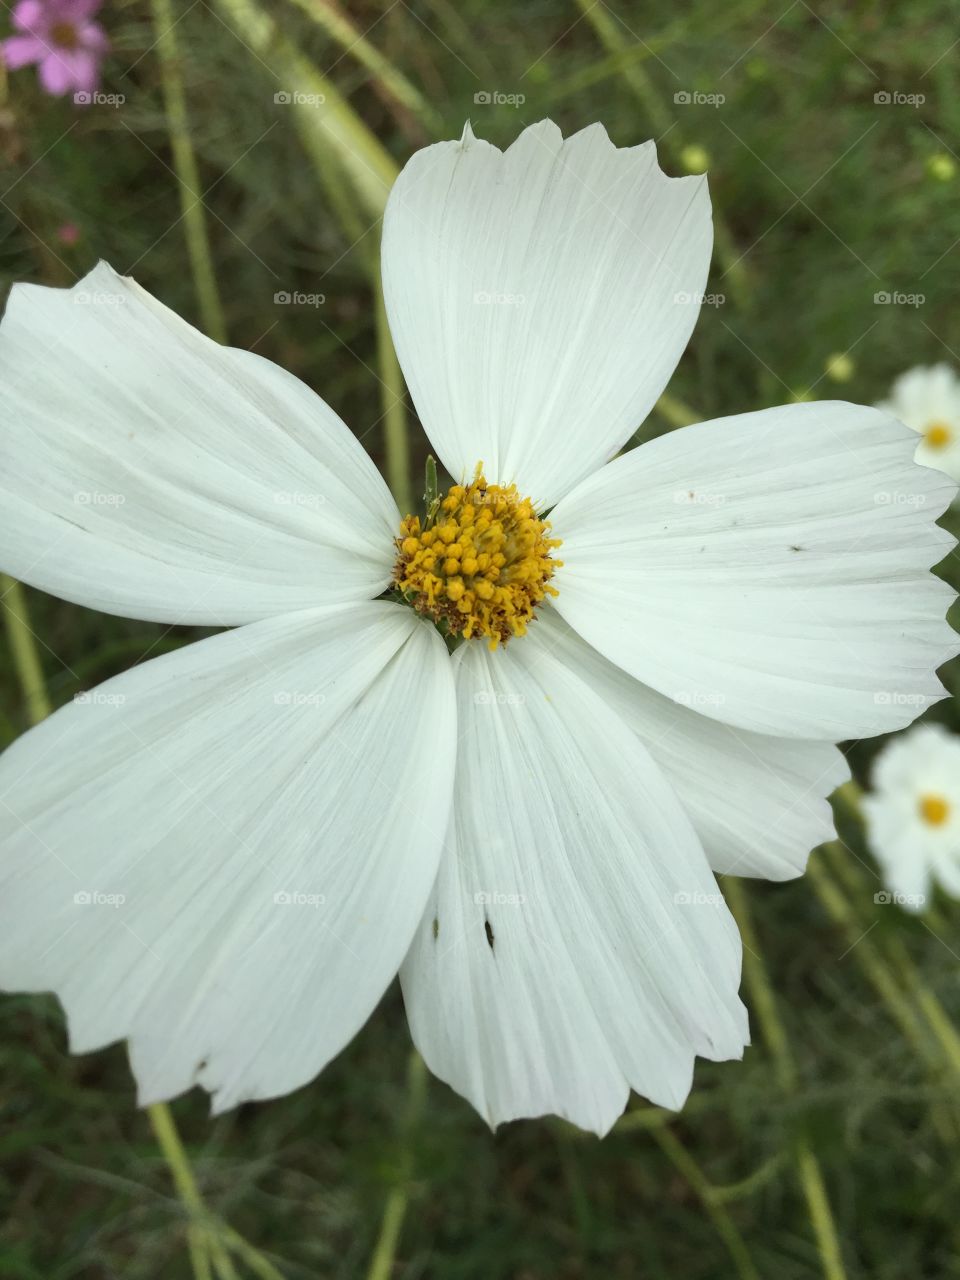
863;723;960;911
0;120;956;1135
878;363;960;483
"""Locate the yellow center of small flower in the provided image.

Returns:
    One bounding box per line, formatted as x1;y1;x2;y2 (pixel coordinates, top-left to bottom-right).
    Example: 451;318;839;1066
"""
50;20;79;48
393;465;562;647
924;420;952;449
918;792;950;827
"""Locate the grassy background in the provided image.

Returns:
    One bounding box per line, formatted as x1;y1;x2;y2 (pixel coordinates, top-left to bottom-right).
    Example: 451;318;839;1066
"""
2;0;960;1276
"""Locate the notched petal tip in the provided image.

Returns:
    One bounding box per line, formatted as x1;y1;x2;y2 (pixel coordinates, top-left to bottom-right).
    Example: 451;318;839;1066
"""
4;257;131;323
814;404;960;524
565;119;614;150
457;117;563;158
562;121;710;194
504;117;563;156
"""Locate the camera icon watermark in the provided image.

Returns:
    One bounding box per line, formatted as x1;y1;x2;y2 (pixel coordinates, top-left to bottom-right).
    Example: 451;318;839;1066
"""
273;890;326;907
874;290;925;307
73;889;125;908
273;490;326;508
873;491;928;508
273;690;326;707
274;290;325;307
873;90;925;107
674;90;725;107
672;690;727;708
473;90;525;107
274;90;326;106
874;889;925;908
74;690;126;707
473;290;525;306
673;290;725;307
73;490;126;506
73;291;125;306
74;90;125;107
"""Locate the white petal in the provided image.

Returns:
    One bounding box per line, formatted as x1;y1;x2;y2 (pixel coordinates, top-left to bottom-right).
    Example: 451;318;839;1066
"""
879;363;960;484
401;636;747;1136
863;722;960;911
0;603;455;1111
535;610;849;879
0;262;399;624
382;120;712;509
551;402;958;739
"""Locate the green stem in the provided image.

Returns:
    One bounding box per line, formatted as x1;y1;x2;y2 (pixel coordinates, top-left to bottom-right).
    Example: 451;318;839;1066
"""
366;1049;427;1280
725;878;847;1280
148;1104;224;1280
793;1140;847;1280
907;963;960;1081
374;285;413;513
824;844;960;1085
3;591;270;1280
214;0;398;222
655;390;702;429
615;1091;713;1132
212;0;413;511
709;1151;785;1204
827;845;960;1065
573;0;748;303
218;1226;287;1280
287;0;442;134
1;579;237;1280
826;782;960;1076
807;849;959;1146
807;851;931;1056
651;1128;760;1280
150;0;228;344
834;778;951;932
1;575;52;724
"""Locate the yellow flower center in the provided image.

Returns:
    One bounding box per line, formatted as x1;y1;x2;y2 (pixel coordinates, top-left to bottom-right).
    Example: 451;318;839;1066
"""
393;465;562;647
924;421;952;449
50;20;79;48
918;792;950;827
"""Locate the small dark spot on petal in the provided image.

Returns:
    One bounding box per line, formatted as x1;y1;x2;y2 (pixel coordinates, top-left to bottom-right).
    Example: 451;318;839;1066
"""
432;916;439;940
484;919;495;950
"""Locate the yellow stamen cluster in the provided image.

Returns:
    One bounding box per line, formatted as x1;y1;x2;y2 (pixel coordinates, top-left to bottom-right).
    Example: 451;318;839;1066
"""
924;421;953;450
918;792;950;827
393;467;562;647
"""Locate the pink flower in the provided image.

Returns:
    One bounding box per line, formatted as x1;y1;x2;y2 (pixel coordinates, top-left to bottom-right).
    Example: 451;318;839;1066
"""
2;0;109;98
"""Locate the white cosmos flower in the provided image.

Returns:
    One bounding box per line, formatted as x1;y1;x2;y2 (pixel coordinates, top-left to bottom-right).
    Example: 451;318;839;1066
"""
878;363;960;483
0;120;957;1137
863;723;960;912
